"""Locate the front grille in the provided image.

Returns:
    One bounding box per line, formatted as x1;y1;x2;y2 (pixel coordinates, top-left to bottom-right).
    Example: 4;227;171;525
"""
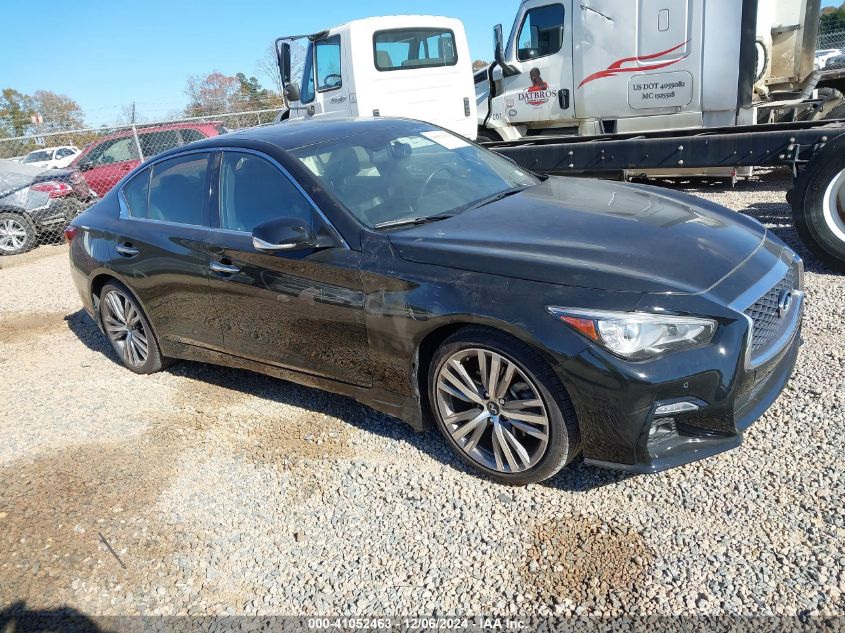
744;264;797;357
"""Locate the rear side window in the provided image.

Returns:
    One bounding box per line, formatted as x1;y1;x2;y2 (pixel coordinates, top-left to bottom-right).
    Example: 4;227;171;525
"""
139;130;183;159
517;4;565;61
147;153;210;226
373;28;457;71
180;128;207;143
218;152;314;233
121;168;150;217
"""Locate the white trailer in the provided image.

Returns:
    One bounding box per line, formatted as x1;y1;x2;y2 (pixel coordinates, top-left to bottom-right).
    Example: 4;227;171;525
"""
276;16;477;140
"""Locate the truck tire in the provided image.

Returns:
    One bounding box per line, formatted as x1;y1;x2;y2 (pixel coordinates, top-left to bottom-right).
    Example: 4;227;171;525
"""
791;134;845;272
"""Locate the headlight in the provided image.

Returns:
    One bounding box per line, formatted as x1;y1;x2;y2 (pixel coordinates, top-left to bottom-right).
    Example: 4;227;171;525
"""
547;307;717;360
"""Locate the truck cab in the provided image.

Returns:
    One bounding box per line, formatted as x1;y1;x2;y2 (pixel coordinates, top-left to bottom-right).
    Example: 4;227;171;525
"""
482;0;758;141
277;16;477;139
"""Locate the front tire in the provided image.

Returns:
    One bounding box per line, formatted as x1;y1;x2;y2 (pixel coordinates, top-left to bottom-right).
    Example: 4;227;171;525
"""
99;282;167;374
429;327;580;485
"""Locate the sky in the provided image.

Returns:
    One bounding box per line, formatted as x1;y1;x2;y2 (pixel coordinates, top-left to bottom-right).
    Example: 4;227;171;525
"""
0;0;515;127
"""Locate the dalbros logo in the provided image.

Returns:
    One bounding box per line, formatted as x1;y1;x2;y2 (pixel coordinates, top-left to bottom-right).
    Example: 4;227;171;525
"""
520;68;556;107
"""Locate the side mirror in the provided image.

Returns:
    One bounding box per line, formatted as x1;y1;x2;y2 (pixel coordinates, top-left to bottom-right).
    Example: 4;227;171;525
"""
252;217;317;252
276;39;292;86
493;24;520;77
283;82;301;103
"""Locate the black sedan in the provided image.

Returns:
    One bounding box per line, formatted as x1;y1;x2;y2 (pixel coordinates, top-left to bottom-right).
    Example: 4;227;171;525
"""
67;118;803;484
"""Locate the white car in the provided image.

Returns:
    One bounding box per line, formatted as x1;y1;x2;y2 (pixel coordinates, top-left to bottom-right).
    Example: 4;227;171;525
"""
20;146;80;169
816;48;842;70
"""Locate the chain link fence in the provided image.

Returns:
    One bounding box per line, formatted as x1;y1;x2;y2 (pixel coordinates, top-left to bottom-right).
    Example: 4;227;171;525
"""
819;14;845;70
0;107;284;257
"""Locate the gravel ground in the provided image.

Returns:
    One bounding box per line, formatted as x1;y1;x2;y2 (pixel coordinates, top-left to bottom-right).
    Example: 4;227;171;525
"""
0;168;843;622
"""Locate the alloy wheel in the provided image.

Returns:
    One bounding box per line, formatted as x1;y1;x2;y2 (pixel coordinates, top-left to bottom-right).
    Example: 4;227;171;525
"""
434;348;550;474
0;218;28;254
102;290;149;368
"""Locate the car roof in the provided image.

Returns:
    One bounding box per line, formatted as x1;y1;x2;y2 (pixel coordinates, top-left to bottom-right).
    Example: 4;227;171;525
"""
207;117;436;152
90;121;223;144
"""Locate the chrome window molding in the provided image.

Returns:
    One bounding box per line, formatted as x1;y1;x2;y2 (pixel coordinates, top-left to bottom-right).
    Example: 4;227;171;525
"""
116;146;349;249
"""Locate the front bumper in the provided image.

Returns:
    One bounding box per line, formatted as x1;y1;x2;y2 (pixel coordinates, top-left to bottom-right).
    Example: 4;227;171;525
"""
583;316;802;473
558;246;804;474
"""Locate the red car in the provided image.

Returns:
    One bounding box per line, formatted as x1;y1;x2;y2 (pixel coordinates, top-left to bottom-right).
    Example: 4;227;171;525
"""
70;122;225;197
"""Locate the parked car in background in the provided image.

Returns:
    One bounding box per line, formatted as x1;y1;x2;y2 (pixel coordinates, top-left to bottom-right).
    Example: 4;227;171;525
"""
67;118;803;484
823;51;845;71
21;146;81;169
0;159;90;255
70;122;226;197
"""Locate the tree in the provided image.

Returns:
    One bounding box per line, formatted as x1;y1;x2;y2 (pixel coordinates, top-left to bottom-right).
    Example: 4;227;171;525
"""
0;88;35;137
31;90;84;132
184;70;282;118
472;59;490;71
184;71;241;117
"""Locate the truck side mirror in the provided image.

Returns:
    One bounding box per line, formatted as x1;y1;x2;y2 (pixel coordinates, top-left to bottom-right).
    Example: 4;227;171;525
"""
276;39;292;86
284;83;301;103
493;24;520;77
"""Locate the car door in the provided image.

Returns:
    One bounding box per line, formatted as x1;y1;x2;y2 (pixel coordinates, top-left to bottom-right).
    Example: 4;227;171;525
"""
110;151;223;350
206;149;370;386
79;136;142;196
497;1;575;124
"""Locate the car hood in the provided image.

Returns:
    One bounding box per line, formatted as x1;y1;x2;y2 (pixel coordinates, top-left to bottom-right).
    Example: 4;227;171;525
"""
387;177;767;294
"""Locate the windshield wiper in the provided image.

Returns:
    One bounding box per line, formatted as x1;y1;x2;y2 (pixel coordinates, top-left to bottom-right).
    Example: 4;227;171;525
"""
463;185;531;212
373;214;454;230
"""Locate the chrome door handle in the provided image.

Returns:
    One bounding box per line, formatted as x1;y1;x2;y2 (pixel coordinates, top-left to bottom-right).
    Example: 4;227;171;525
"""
116;244;139;257
210;260;240;274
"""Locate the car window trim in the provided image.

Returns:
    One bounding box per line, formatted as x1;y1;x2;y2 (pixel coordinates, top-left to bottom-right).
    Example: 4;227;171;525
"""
117;147;213;227
208;147;349;249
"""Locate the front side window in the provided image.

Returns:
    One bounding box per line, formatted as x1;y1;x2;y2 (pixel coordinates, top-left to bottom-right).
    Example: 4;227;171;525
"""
121;168;150;217
316;36;342;91
517;4;565;61
373;28;457;71
291;122;537;228
85;137;140;166
147;153;209;225
300;42;316;104
219;152;314;233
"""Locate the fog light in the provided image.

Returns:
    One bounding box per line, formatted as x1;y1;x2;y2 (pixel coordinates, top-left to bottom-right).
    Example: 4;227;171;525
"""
649;418;677;442
654;401;700;417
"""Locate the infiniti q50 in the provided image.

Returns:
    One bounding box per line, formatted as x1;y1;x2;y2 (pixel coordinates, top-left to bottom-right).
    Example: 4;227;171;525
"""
66;118;803;484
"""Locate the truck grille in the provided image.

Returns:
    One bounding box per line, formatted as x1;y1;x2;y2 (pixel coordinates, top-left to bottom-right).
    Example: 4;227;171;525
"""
744;264;797;357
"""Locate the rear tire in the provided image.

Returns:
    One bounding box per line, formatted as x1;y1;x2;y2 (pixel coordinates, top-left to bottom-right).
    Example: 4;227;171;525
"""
99;281;168;374
792;134;845;272
428;327;580;485
0;212;37;256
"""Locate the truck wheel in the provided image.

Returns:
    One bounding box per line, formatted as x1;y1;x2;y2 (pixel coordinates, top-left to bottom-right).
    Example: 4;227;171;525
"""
476;129;500;144
792;134;845;272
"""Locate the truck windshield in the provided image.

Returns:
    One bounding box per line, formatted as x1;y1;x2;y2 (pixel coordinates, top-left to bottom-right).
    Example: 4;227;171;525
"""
291;123;538;228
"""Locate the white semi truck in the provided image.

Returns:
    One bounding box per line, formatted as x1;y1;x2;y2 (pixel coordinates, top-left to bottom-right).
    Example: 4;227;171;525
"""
276;1;845;271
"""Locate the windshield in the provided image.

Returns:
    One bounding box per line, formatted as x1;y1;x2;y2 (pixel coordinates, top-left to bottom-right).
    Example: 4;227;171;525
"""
23;150;52;163
290;123;538;228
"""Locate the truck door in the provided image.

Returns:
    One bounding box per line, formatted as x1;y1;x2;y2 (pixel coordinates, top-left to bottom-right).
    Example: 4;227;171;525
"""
498;0;575;125
298;35;352;120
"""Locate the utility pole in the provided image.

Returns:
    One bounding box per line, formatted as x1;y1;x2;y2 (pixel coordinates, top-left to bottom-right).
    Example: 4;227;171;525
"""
131;102;136;124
